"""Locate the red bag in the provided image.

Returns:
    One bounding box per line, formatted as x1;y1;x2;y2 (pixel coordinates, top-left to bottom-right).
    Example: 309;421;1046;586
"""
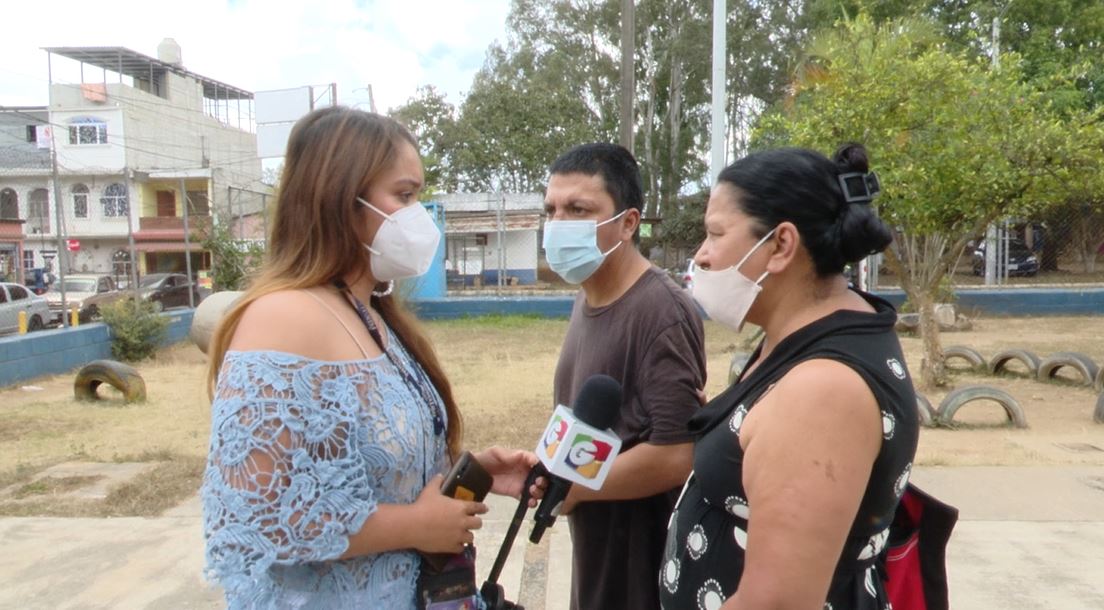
883;484;958;610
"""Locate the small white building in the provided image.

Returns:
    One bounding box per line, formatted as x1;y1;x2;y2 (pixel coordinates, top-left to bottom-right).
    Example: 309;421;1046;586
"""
0;40;266;285
435;193;543;288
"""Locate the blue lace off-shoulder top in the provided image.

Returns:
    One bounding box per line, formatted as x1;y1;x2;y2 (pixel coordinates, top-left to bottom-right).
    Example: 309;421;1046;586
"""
201;323;449;609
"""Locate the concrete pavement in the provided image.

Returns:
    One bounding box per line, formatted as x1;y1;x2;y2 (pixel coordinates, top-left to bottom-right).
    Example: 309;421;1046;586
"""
0;466;1101;609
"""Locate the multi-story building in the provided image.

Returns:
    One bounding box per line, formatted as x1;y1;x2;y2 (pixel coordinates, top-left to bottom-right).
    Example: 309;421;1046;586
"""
0;39;266;286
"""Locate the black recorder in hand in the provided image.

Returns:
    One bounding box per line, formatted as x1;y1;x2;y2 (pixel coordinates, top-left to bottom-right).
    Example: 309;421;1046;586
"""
441;450;493;503
418;452;493;610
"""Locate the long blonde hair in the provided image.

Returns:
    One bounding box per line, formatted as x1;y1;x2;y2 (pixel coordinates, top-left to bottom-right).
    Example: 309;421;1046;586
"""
206;106;462;458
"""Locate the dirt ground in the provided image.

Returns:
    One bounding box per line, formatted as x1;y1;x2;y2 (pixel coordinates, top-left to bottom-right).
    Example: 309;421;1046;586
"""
1;313;1102;516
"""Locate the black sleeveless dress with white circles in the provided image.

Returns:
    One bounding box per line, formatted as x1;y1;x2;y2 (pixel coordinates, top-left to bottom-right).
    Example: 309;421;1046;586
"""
660;292;918;610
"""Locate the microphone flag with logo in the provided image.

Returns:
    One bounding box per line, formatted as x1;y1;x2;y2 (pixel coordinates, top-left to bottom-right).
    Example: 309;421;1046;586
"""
530;374;623;542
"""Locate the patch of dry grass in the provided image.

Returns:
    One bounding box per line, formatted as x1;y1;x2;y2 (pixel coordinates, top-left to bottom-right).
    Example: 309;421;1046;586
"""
1;313;1102;518
13;475;105;499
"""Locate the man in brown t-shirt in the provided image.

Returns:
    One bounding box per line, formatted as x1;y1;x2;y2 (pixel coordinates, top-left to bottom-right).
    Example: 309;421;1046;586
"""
542;143;706;610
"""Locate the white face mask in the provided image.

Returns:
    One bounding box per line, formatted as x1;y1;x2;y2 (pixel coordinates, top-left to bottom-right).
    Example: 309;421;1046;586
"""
359;197;442;281
691;228;776;331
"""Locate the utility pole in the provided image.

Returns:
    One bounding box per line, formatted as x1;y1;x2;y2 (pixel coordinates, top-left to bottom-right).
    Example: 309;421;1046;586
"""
123;171;140;301
984;2;1012;286
180;178;195;308
47;51;69;326
710;0;727;182
618;0;635;150
50;132;69;326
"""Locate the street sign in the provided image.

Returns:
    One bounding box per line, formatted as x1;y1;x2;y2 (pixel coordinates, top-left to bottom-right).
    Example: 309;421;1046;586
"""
66;239;80;252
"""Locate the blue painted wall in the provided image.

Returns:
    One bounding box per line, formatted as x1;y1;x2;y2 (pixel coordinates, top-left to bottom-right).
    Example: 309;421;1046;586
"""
411;296;575;320
871;287;1104;316
400;202;447;300
408;288;1104;320
0;310;195;388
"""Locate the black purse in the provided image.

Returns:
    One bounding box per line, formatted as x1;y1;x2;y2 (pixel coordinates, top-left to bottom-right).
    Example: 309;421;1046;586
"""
417;545;481;609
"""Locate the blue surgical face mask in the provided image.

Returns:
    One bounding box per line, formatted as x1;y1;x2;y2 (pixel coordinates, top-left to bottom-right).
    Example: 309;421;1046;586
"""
542;210;627;284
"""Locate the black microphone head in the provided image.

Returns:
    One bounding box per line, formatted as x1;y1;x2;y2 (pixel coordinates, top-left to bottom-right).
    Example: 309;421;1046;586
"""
572;374;622;430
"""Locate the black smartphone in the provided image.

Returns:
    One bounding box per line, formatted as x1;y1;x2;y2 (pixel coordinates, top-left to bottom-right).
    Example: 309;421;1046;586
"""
440;451;493;502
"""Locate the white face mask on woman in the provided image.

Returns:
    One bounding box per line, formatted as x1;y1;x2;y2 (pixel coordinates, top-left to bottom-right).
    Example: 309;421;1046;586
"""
358;197;442;281
691;228;776;330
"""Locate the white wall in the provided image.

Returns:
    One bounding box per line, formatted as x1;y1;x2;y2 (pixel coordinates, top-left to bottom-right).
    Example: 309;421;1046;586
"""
50;76;263;219
490;229;536;270
49;104;126;174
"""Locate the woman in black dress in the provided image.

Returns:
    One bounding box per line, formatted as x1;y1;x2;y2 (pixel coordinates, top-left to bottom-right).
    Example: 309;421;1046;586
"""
661;144;918;610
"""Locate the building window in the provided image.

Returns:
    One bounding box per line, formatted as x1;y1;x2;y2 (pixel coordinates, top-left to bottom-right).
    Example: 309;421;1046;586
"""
26;125;38;143
101;183;128;218
27;189;50;234
72;184;89;219
68;117;108;145
23;250;35;273
0;188;17;219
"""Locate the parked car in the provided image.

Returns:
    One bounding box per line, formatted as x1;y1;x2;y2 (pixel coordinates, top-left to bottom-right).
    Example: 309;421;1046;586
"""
971;239;1039;277
45;274;127;324
138;273;201;310
0;282;52;335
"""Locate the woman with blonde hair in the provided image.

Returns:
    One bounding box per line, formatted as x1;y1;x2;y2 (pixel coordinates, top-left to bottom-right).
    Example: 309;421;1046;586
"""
202;106;538;608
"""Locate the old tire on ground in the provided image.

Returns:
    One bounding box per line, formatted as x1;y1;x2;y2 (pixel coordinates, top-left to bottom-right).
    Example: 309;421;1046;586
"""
943;345;986;372
189;291;245;355
988;348;1041;377
937;385;1027;428
1092;366;1104;394
74;359;147;403
1036;351;1100;387
916;393;935;427
1095;393;1104;424
728;352;751;386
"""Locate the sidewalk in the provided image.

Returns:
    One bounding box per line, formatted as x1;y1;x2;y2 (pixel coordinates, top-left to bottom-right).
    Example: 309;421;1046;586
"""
0;466;1101;609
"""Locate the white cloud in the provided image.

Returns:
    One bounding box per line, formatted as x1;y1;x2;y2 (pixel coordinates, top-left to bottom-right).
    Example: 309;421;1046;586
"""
0;0;510;111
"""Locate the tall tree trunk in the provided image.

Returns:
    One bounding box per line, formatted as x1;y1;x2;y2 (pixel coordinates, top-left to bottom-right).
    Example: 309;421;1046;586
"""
913;288;947;390
883;233;951;390
662;53;685;213
643;31;660;219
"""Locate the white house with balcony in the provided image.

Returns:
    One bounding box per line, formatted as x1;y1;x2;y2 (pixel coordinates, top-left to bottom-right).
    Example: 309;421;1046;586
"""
0;39;266;286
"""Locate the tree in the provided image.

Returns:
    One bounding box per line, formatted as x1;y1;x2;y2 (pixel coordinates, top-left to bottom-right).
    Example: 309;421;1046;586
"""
195;218;265;291
756;15;1078;389
449;43;609;192
390;86;461;194
420;0;808;210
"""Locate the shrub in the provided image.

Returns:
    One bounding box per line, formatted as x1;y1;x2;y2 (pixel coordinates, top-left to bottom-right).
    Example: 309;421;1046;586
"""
100;300;169;362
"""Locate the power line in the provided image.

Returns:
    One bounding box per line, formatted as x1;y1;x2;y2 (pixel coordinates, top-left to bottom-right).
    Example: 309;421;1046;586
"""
2;107;263;169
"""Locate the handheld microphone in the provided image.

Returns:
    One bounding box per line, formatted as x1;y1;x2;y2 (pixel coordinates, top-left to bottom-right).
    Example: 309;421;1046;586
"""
530;374;623;543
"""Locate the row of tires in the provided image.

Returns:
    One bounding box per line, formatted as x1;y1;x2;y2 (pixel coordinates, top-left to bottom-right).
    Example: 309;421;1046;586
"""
941;345;1104;425
917;384;1104;428
943;345;1104;392
728;350;1104;428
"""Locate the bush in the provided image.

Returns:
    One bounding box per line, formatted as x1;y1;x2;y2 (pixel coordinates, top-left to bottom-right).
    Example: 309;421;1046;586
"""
100;300;170;362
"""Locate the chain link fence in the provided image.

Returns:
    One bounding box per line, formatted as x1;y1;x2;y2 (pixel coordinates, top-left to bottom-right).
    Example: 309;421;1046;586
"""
867;203;1104;291
435;193;1103;296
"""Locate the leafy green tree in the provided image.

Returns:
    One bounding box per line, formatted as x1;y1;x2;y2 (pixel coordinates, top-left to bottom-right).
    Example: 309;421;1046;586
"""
390;86;461;194
195;219;265;291
756;15;1079;388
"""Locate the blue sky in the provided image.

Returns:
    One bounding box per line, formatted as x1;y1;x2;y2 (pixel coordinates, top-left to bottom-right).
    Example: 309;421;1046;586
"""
0;0;512;113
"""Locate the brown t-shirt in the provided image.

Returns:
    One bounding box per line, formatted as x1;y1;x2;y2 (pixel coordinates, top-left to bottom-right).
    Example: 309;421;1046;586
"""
553;266;706;610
